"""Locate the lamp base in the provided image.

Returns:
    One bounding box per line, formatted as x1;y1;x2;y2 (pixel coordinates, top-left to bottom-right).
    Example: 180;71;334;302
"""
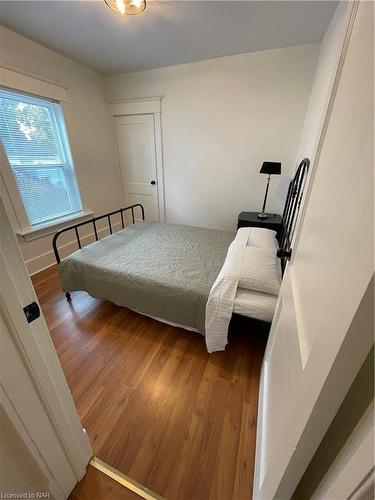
257;212;268;219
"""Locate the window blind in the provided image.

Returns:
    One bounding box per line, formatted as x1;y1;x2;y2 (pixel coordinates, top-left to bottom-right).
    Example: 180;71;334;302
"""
0;88;82;226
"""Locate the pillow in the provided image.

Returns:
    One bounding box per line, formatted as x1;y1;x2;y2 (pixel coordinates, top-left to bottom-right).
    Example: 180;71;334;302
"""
247;227;278;252
238;246;281;295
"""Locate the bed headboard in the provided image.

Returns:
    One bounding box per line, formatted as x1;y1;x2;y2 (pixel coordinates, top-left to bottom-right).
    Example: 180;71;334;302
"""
277;158;310;272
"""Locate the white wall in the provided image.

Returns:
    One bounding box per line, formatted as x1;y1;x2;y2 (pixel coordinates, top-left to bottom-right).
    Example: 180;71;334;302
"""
295;1;352;163
105;45;319;231
0;29;320;271
0;26;123;274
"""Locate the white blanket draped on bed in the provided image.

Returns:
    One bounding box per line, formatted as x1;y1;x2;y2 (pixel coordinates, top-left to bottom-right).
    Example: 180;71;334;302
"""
205;228;250;353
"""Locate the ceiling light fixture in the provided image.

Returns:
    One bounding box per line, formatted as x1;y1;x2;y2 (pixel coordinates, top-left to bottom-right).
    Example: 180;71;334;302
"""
105;0;146;15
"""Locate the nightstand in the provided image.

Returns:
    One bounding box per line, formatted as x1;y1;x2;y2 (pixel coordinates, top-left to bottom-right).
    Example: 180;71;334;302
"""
237;211;282;238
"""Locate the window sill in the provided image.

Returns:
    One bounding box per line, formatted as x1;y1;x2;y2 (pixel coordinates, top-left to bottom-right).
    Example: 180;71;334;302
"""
16;210;95;242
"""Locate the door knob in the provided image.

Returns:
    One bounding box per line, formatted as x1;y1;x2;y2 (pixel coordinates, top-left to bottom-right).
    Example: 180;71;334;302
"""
151;180;156;185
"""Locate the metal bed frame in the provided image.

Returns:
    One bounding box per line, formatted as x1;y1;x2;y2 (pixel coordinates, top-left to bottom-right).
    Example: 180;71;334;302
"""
277;157;310;272
52;204;145;300
52;158;309;300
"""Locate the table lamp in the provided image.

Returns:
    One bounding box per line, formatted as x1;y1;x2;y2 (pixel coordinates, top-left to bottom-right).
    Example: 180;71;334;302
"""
257;161;281;219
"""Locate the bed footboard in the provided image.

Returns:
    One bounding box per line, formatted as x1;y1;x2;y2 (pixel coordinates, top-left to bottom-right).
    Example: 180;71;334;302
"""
52;204;145;265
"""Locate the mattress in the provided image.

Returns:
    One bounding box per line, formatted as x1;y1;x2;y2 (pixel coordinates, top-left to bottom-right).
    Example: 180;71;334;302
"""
233;288;277;323
128;288;276;332
58;221;234;334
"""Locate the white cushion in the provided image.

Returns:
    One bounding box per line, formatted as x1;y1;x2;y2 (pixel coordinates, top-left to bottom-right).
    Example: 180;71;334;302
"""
247;227;278;252
239;246;281;295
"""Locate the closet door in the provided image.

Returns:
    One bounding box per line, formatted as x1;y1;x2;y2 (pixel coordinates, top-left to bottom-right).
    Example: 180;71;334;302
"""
115;114;160;221
253;3;373;498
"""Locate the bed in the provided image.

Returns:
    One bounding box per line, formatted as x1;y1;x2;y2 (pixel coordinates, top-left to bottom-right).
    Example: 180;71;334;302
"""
53;159;310;352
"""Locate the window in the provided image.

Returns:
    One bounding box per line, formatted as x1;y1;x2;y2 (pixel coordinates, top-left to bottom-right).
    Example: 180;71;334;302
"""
0;88;83;227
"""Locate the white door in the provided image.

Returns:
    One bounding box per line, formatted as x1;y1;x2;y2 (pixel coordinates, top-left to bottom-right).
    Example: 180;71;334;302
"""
254;3;374;499
0;197;92;497
115;114;160;221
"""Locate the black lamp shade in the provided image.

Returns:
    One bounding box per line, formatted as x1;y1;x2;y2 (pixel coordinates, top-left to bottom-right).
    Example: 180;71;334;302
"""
260;161;281;175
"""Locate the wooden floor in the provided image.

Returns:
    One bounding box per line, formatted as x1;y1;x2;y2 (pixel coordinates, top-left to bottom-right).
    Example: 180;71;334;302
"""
69;465;142;500
32;266;267;500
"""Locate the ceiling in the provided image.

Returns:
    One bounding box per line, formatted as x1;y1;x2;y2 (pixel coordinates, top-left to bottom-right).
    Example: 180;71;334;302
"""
0;1;338;76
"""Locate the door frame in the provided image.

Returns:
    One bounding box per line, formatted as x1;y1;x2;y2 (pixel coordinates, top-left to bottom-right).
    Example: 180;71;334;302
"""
312;401;374;500
0;196;92;497
108;97;166;222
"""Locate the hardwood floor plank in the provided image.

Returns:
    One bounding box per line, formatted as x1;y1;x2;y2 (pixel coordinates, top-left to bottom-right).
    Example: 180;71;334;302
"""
232;403;257;500
32;265;267;500
69;465;143;499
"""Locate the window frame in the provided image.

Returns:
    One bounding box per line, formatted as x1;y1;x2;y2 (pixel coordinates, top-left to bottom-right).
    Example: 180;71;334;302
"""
0;73;93;240
1;87;84;228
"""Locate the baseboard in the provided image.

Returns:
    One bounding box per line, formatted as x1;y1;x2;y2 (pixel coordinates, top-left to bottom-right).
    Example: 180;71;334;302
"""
28;255;57;276
26;222;123;276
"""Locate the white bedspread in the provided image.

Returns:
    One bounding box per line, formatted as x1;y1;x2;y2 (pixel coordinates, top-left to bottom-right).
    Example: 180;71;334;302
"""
205;228;250;352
